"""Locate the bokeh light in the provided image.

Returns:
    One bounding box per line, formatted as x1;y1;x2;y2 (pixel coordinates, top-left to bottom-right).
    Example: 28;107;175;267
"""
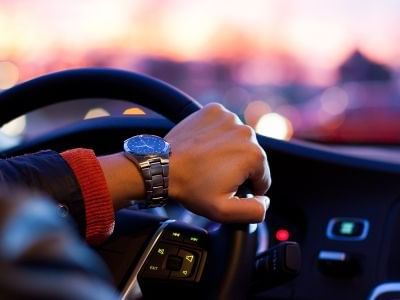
123;107;146;115
255;113;293;140
84;108;110;119
0;115;26;137
244;100;271;128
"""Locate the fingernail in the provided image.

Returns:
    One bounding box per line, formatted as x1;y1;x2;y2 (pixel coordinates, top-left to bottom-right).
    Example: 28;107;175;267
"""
264;196;270;210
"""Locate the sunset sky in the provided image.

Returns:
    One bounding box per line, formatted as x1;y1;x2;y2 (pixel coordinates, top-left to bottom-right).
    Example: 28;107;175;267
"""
1;0;400;84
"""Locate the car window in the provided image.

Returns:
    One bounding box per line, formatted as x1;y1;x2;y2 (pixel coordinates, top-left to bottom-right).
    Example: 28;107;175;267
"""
1;0;399;146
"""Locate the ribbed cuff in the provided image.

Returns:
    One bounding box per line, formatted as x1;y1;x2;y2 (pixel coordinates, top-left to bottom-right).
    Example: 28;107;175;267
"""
61;149;114;245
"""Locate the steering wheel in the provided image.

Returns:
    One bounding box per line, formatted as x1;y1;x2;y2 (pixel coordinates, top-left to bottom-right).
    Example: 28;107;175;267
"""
0;68;258;299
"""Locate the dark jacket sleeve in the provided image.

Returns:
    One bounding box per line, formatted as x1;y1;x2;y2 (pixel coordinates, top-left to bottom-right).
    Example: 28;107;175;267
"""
0;150;86;235
0;191;118;300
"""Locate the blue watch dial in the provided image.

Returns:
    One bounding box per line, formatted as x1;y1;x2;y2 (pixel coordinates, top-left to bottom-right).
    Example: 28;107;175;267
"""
125;135;169;156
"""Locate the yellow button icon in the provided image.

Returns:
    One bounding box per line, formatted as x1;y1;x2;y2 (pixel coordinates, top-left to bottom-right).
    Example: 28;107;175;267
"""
172;232;181;237
157;248;165;255
185;255;194;263
182;270;188;276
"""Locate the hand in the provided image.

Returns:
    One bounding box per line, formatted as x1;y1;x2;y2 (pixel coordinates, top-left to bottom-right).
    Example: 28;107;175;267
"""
165;103;271;223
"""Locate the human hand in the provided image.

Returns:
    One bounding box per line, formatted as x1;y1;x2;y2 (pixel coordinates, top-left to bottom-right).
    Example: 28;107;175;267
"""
165;103;271;223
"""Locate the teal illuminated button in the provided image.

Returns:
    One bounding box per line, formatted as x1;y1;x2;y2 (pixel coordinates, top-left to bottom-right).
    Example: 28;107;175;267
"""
327;218;369;241
339;222;355;235
334;221;360;236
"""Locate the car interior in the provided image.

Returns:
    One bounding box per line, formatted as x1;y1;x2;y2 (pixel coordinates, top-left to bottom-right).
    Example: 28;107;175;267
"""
1;1;400;299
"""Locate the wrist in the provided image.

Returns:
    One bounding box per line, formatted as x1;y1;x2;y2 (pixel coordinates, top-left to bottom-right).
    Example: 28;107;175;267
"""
98;152;146;210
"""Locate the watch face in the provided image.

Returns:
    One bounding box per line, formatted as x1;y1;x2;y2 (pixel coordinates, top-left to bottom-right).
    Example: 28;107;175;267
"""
124;135;170;156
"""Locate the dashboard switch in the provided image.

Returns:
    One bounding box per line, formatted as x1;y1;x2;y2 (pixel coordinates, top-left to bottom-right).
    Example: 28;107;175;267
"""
254;241;301;290
318;250;359;277
327;218;369;241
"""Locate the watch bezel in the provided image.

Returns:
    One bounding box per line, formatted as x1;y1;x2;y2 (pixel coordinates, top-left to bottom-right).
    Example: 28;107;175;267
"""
123;134;170;157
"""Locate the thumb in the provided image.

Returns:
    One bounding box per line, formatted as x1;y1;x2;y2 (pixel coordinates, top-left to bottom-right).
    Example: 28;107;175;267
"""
211;196;270;223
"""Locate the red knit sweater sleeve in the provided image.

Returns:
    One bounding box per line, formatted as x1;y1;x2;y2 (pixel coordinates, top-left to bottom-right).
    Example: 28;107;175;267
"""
61;148;114;245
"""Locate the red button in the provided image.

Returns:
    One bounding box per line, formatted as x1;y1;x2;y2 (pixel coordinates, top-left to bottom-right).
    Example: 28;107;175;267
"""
275;229;290;241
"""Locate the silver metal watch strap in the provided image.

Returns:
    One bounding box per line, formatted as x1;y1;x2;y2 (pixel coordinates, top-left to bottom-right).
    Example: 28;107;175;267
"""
139;157;169;208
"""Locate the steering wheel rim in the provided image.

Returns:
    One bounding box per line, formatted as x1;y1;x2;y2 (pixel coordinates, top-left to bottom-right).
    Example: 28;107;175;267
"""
0;68;258;299
0;68;202;126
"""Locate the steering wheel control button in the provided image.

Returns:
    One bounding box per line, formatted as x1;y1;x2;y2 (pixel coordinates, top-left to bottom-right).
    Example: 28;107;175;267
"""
166;255;183;271
161;223;208;248
184;234;203;246
163;230;185;242
326;218;369;241
151;223;208;283
142;261;170;279
170;249;197;279
141;243;179;279
318;250;359;277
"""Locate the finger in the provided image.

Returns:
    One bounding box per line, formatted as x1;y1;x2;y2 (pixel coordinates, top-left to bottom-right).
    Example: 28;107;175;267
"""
248;148;272;196
211;196;270;223
251;165;271;196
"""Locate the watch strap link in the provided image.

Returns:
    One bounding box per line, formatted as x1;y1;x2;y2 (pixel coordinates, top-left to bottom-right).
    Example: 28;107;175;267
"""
139;157;169;208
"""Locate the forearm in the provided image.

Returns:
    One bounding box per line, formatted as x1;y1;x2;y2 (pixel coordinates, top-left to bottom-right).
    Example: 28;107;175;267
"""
0;149;127;245
0;150;86;235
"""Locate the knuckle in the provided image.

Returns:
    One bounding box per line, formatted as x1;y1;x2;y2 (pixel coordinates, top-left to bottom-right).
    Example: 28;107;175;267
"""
238;124;255;139
248;144;266;162
256;146;267;162
204;103;225;114
224;111;239;124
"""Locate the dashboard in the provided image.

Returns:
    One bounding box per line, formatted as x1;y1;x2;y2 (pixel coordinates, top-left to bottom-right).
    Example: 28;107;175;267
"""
256;136;400;300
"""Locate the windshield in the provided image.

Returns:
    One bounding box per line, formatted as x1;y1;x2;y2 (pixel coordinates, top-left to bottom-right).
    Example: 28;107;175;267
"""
1;0;399;144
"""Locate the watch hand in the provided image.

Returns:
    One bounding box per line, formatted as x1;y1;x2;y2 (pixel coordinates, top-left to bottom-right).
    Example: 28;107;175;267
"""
142;139;150;148
138;137;146;146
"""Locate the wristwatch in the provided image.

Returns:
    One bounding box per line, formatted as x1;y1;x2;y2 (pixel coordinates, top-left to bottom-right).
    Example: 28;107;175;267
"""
123;135;171;209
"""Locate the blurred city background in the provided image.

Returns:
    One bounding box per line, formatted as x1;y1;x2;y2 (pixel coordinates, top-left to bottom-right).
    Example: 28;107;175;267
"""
1;0;400;148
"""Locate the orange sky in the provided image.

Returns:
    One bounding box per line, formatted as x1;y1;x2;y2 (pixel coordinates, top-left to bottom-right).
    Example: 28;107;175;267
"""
1;0;399;84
